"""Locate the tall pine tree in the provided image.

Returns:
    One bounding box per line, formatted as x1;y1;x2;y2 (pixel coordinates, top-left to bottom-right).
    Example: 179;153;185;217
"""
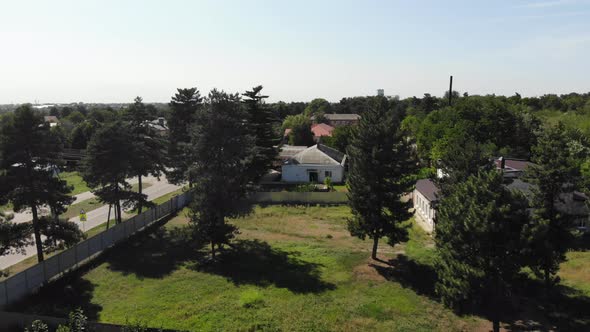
83;121;148;224
523;122;580;289
0;106;74;262
346;99;416;260
124;97;166;213
167;88;203;186
435;170;529;332
188;89;255;258
242;85;280;184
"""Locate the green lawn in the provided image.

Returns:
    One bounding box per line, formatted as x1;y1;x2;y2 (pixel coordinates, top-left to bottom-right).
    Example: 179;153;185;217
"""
10;206;590;331
11;206;486;331
60;172;92;195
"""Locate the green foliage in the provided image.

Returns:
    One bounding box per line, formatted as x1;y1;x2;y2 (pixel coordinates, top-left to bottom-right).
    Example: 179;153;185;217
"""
523;123;584;288
243;86;280;185
290;183;316;192
304;98;331;117
24;320;49;332
123;96;165;213
39;216;86;252
167;87;203;186
346;99;417;259
324;176;333;191
321;125;354;153
188;89;255;257
283;114;314;146
0;211;32;256
435;171;529;329
0;105;73;262
83;121;147;224
66;308;88;332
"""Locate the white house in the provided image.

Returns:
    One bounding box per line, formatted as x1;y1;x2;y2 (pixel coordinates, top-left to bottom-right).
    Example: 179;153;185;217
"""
413;179;439;233
281;144;346;183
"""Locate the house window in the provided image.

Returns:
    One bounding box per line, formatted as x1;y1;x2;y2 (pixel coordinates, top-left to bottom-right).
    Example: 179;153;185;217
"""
325;171;332;178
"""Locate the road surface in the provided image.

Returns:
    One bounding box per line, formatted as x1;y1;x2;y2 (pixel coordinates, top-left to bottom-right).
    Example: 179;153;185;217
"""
0;176;181;271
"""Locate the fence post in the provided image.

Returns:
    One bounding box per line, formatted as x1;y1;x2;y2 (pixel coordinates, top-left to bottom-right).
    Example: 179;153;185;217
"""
3;280;8;306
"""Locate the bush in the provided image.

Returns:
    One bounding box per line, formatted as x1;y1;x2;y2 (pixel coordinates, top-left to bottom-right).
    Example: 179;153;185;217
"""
24;321;49;332
239;288;264;308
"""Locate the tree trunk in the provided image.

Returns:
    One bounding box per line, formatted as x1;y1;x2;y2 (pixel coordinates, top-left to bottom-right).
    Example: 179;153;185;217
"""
106;204;111;229
211;241;216;259
492;318;500;332
31;204;44;262
371;236;379;260
116;200;122;224
137;175;143;214
51;205;59;247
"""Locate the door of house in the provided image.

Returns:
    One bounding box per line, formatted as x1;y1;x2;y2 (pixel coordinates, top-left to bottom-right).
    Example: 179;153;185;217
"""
309;171;318;183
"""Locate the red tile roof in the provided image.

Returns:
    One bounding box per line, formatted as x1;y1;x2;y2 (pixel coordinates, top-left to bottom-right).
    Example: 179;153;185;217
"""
311;123;335;137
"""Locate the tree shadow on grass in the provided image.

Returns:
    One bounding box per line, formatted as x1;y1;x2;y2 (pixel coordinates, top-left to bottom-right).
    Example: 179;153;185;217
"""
370;254;438;299
8;276;102;321
105;226;203;279
190;239;335;294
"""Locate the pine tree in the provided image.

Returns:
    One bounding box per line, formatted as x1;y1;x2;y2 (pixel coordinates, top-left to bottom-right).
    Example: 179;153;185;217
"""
523;123;580;289
0;211;32;256
346;101;416;260
83;121;148;224
242;86;280;185
188;89;255;258
167;88;203;186
124;97;166;213
435;171;529;332
0;106;73;262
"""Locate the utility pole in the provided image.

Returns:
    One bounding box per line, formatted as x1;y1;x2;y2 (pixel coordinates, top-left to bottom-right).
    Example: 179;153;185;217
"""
448;75;453;106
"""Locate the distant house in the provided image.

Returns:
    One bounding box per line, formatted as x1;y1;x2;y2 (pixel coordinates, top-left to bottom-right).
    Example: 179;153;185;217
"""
282;144;346;183
147;117;168;136
413;179;439;233
311;123;335;141
43;116;59;127
414;157;589;233
312;114;360;127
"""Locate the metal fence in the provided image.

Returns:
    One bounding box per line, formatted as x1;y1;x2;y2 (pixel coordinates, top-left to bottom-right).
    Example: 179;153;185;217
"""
0;191;192;309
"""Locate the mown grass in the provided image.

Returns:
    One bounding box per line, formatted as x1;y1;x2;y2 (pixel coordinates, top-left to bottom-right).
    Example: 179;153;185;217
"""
60;172;92;196
12;206;485;331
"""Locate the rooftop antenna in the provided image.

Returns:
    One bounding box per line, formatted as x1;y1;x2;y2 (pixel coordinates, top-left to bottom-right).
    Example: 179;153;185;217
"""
448;75;453;106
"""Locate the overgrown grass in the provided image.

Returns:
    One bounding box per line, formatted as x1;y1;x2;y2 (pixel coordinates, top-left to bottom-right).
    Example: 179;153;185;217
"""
12;206;484;331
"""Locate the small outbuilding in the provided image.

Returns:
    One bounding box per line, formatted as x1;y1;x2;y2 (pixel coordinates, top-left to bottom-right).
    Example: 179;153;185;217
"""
281;144;346;183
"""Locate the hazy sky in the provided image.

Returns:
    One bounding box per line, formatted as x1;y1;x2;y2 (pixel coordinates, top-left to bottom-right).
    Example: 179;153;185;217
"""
0;0;589;103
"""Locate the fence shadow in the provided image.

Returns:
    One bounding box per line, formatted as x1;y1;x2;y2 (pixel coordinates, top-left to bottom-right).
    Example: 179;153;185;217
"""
191;239;335;294
8;276;102;321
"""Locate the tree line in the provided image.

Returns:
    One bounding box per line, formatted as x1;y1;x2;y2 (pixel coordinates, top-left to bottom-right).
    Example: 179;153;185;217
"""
0;85;279;264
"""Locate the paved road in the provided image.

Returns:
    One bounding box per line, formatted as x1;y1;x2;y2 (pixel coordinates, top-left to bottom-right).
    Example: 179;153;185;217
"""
0;176;181;270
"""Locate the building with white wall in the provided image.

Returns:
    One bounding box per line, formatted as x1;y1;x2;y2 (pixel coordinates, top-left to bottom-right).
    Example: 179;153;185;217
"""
281;144;346;183
413;179;439;233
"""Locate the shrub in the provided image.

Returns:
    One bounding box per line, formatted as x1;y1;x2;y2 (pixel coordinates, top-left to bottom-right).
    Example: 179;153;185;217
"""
24;320;49;332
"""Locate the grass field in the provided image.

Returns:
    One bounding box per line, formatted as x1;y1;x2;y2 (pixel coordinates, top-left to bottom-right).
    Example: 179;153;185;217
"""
9;206;590;331
60;172;92;196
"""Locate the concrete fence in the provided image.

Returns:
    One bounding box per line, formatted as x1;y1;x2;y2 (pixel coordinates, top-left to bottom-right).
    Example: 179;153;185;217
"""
0;191;192;309
250;191;348;205
0;190;345;309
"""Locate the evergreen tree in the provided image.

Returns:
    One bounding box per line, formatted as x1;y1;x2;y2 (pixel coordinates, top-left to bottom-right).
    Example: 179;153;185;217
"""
167;88;203;186
188;89;255;258
435;171;529;332
242;86;280;184
0;106;74;262
83;121;148;224
523;123;580;289
124;97;166;213
0;211;32;256
346;103;416;260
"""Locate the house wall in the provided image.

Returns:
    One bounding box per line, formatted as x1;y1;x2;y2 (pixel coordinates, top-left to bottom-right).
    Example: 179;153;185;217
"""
282;164;344;183
413;190;435;233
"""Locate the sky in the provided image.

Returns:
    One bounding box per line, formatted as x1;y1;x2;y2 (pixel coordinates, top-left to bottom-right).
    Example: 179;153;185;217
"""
0;0;589;103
